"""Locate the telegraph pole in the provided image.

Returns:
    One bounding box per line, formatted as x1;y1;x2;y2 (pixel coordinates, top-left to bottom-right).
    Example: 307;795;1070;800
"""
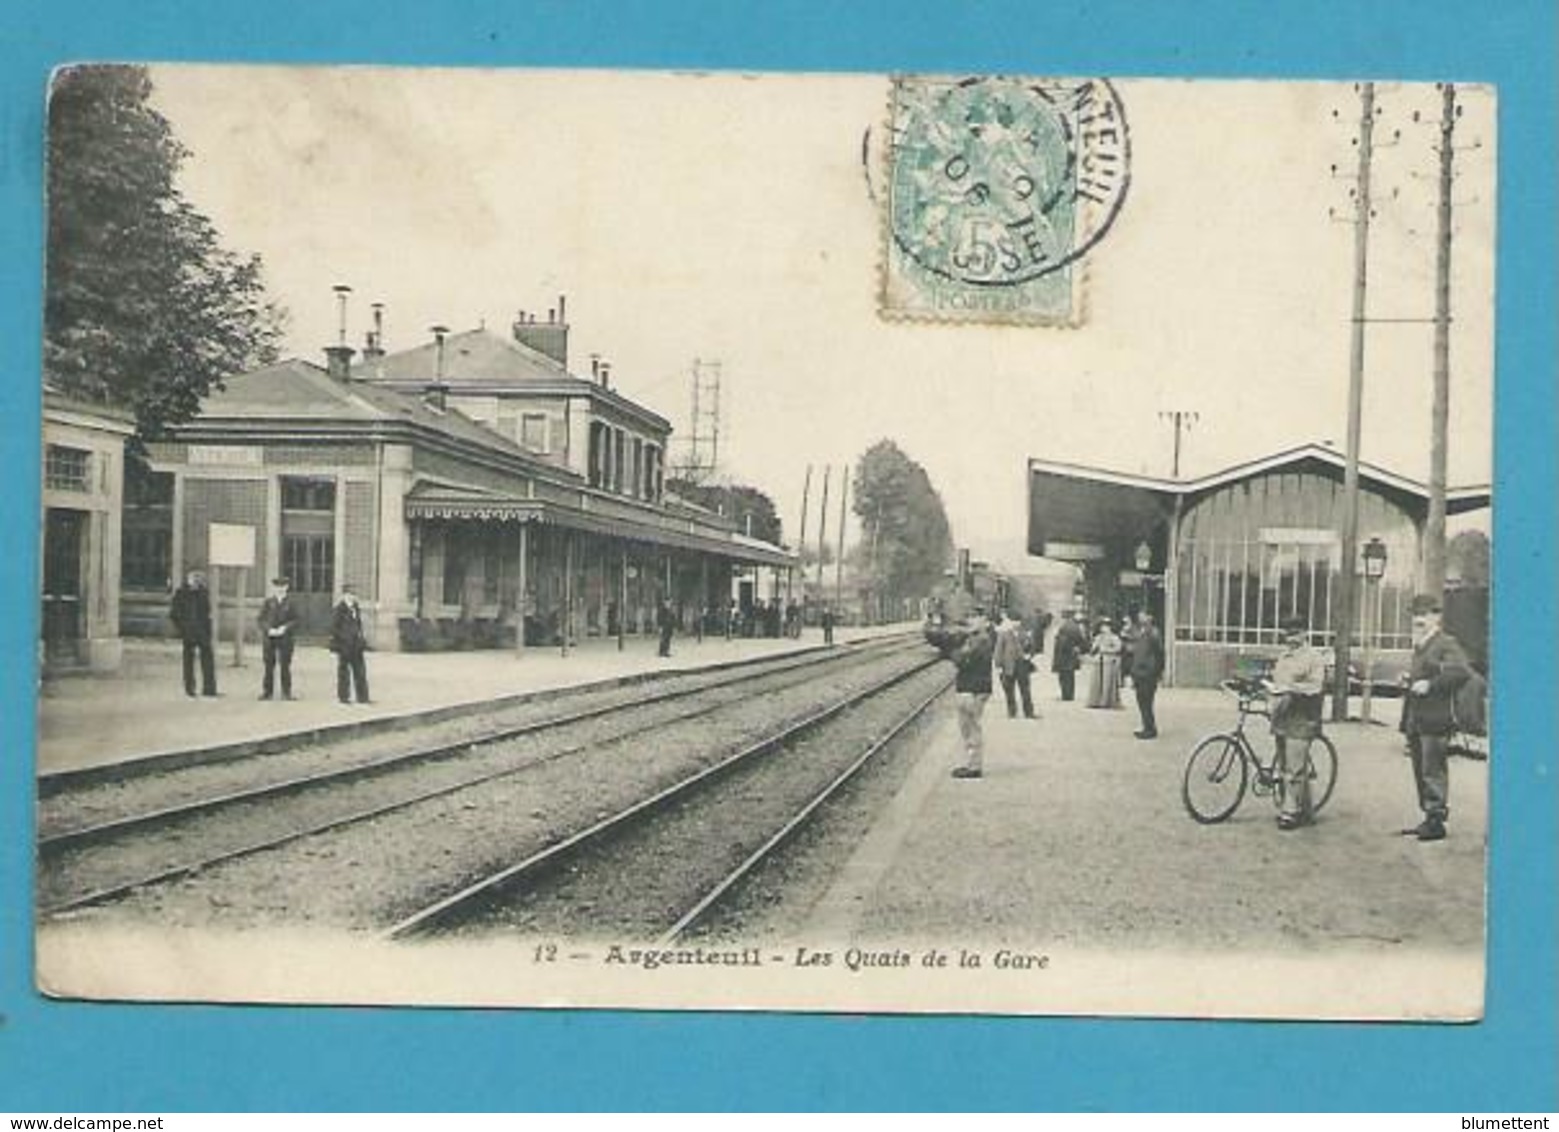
1158;410;1199;478
834;466;850;612
814;465;831;594
1423;82;1456;602
794;464;812;604
1332;82;1375;722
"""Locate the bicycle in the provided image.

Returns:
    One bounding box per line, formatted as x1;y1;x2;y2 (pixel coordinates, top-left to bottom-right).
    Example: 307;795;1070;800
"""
1181;677;1338;824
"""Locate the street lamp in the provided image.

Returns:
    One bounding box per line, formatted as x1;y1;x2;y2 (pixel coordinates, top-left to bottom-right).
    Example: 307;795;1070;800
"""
1134;541;1152;572
1361;536;1388;723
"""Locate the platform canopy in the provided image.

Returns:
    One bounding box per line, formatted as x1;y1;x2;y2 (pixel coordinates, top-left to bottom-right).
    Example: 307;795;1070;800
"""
1027;443;1491;561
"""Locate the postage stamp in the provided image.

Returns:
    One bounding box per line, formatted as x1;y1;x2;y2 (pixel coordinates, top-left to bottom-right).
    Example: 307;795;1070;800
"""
879;75;1130;326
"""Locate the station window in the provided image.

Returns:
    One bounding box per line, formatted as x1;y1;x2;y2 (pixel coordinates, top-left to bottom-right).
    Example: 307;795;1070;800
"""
44;445;91;492
282;534;334;594
520;413;549;453
281;477;336;512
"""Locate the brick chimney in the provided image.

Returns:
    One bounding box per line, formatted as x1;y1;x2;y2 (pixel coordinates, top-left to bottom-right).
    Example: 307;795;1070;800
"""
362;302;386;362
324;283;356;380
512;293;569;368
425;325;450;412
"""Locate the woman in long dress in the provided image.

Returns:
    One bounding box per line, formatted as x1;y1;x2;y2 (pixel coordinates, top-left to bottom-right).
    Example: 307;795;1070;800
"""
1086;620;1124;708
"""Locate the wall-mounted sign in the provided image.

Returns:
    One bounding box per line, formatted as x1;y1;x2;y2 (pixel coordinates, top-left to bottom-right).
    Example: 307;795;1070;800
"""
208;523;256;568
1043;541;1107;561
188;445;262;467
1259;527;1338;545
1118;570;1143;586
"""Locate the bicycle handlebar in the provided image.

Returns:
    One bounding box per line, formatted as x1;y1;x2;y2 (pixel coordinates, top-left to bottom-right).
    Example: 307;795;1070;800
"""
1218;677;1271;715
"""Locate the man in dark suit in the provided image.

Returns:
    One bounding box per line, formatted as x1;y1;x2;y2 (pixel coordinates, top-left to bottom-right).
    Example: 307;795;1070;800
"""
1400;594;1472;842
1130;612;1166;739
656;597;676;658
1050;609;1087;701
257;576;299;700
169;568;217;697
330;584;371;705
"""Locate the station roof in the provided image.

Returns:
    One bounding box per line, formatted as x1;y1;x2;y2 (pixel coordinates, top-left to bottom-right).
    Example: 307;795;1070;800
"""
404;481;796;568
355;328;672;433
1027;443;1491;556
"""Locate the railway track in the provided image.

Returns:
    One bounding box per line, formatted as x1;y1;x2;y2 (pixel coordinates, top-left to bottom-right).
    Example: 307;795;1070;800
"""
383;657;952;944
39;634;930;922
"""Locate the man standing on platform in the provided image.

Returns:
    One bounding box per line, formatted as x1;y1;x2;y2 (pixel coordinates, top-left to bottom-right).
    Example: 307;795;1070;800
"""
1400;594;1472;842
258;576;299;700
1265;615;1325;829
821;603;836;646
949;610;996;779
992;609;1037;720
1051;609;1087;702
170;568;218;698
1131;612;1165;739
656;596;676;658
330;584;371;705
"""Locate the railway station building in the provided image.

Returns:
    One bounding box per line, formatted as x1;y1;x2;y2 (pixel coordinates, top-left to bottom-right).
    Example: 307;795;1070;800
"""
41;385;136;673
122;305;796;650
1027;445;1490;686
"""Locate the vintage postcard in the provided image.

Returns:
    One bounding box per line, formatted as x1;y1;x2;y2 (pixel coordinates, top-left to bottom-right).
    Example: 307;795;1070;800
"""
36;65;1494;1019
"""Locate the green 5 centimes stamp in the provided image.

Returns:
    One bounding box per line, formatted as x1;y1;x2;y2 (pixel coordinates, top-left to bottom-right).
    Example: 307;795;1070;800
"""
881;76;1130;326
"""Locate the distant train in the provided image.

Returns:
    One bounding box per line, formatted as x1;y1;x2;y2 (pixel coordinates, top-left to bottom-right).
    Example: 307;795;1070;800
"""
922;561;1071;652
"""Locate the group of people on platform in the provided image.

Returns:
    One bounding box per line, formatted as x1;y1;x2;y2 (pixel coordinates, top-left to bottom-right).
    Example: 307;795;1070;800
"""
1046;608;1164;738
168;570;371;706
935;594;1475;843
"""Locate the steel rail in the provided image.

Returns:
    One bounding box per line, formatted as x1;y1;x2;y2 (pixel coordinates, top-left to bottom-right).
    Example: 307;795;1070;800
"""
382;655;944;940
41;635;919;854
39;643;927;918
657;674;952;944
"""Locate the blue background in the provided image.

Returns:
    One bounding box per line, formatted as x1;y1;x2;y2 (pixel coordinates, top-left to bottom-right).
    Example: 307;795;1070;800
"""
2;0;1553;1112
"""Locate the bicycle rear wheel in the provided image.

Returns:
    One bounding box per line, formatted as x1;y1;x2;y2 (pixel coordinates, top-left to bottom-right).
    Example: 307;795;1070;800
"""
1182;734;1248;824
1308;733;1339;815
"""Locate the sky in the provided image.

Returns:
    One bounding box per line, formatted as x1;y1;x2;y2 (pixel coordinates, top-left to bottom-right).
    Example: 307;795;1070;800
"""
147;66;1496;568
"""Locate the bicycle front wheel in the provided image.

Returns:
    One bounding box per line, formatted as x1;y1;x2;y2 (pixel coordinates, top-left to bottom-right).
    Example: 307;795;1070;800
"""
1182;734;1249;824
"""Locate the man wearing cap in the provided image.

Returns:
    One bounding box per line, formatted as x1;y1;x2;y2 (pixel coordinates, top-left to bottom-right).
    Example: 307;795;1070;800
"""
1050;609;1088;702
330;584;371;705
169;568;218;698
1265;615;1326;830
1400;594;1472;842
257;576;300;700
949;610;996;779
1130;612;1166;739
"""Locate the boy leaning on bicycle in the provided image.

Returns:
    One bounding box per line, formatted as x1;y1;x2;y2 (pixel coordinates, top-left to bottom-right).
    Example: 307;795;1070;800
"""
1263;615;1328;831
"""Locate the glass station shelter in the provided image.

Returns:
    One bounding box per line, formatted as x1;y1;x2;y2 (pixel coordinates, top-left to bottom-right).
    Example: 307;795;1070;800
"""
1027;444;1490;686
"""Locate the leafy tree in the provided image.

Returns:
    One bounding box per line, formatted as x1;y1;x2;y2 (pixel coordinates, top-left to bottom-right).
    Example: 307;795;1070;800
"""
666;477;783;545
45;64;285;446
851;439;954;608
1446;530;1490;588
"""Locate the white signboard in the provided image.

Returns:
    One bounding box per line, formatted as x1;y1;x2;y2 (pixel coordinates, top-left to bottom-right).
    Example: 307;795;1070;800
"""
1259;527;1339;545
208;523;256;568
188;444;263;467
1043;541;1106;561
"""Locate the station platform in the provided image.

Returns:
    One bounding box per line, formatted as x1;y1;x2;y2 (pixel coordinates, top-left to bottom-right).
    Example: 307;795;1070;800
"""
805;678;1487;972
37;623;915;782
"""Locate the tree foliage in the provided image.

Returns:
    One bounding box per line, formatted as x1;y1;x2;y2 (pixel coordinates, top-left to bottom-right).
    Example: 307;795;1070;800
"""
666;477;784;545
1447;530;1490;588
45;64;285;443
851;439;954;604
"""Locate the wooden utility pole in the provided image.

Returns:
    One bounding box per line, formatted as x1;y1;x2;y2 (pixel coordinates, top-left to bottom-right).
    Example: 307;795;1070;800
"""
1158;410;1199;478
834;466;850;611
814;465;831;593
1424;82;1456;602
1332;81;1375;722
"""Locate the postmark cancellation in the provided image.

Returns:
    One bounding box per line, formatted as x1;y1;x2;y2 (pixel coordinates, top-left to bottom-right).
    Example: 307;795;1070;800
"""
879;75;1130;326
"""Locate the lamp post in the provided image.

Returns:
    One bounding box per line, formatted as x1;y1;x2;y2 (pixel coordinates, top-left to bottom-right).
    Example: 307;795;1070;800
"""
1361;537;1388;723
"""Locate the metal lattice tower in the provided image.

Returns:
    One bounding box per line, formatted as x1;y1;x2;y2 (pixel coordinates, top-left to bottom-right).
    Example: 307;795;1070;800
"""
675;357;722;483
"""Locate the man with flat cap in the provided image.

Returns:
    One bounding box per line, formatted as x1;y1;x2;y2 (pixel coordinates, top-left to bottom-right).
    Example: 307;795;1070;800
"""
1400;593;1472;842
1264;615;1326;830
257;575;300;700
330;584;371;705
